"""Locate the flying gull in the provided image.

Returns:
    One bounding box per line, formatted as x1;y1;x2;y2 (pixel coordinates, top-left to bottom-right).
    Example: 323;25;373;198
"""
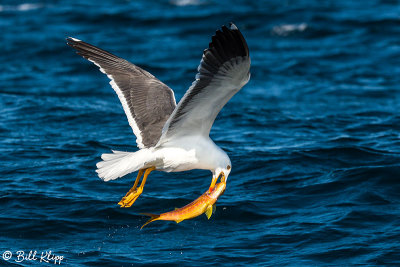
67;23;250;207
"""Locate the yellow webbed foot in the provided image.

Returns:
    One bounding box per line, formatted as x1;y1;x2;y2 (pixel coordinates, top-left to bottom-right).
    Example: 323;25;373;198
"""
117;167;155;208
118;188;143;208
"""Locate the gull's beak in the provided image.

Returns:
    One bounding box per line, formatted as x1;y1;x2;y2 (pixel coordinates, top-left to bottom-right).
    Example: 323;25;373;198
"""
209;172;225;192
220;172;226;183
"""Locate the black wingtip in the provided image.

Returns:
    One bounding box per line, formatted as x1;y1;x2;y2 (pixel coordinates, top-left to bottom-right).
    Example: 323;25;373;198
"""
205;22;249;64
229;22;238;30
66;37;120;64
66;37;79;48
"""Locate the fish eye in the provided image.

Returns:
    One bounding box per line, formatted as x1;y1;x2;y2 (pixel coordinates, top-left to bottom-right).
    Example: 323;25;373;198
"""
227;165;231;170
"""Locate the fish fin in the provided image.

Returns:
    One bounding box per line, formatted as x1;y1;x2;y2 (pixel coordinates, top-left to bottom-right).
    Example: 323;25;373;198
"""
205;205;213;220
140;213;160;229
175;218;184;224
212;204;216;214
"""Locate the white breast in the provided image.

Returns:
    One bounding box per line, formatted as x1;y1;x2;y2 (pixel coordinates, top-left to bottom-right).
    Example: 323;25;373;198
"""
153;135;224;172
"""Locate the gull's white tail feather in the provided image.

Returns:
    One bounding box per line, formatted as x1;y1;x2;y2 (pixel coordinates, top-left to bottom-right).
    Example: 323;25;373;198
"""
96;149;154;181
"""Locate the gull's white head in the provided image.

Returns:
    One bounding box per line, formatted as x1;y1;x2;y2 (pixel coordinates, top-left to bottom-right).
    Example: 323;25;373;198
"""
212;152;232;183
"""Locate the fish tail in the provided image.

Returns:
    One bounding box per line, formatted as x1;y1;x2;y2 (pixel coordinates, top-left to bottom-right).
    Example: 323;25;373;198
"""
140;213;160;229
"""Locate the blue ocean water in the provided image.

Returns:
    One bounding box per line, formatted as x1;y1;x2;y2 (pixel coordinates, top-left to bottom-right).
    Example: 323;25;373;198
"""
1;0;400;265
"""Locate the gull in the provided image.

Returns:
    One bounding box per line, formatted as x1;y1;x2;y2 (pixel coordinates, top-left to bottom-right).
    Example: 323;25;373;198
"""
67;23;250;207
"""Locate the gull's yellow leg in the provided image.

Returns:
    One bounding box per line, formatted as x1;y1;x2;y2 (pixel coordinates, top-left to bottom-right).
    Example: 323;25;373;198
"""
119;167;155;208
118;169;144;206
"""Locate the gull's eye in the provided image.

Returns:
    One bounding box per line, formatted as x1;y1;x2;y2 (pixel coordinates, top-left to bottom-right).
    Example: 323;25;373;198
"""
227;165;231;170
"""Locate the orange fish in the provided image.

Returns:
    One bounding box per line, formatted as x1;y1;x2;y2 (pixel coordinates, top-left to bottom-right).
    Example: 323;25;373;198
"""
141;182;226;229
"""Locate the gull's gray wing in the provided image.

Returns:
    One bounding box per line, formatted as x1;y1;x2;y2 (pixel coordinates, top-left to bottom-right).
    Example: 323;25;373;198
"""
67;38;176;148
158;23;250;145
